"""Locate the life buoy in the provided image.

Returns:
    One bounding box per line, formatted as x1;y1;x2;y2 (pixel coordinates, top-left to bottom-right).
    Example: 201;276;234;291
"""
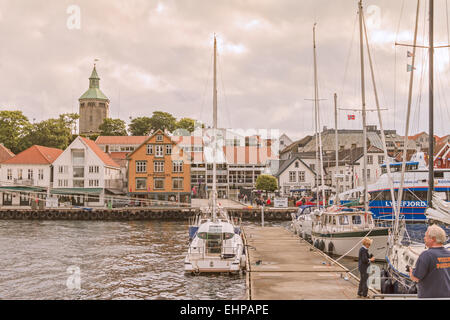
143;211;151;219
46;211;54;219
82;211;90;220
97;211;105;219
121;211;129;219
32;212;39;219
89;212;98;220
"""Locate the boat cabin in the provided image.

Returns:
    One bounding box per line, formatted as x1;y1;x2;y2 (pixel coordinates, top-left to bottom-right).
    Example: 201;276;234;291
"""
316;210;374;232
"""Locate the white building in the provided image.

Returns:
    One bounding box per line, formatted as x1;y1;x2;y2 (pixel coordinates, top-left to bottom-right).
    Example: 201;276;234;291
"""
325;146;385;193
52;136;121;207
0;145;63;207
274;156;317;197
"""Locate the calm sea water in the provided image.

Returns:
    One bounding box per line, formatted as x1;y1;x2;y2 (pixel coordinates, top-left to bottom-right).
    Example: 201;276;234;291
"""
0;220;247;300
1;219;447;300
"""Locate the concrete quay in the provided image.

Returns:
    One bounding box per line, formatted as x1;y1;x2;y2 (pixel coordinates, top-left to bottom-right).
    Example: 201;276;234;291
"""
243;226;379;300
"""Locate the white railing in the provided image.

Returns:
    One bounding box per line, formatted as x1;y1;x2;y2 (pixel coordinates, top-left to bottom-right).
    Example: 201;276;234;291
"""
187;244;241;260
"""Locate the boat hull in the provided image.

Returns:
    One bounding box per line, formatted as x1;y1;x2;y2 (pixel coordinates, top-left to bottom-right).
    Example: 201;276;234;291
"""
311;228;389;260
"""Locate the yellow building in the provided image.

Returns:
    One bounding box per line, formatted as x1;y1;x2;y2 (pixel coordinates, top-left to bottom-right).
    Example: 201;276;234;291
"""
127;130;191;203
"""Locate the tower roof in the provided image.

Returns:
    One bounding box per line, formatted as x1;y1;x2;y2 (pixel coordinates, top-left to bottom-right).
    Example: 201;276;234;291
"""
79;65;109;101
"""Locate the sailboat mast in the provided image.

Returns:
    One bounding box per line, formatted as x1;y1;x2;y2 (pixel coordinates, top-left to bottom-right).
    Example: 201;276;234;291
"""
358;0;369;215
313;23;326;207
334;93;339;203
427;0;434;208
212;34;218;220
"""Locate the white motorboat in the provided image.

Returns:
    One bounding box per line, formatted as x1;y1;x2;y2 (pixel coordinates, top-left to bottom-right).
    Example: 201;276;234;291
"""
310;208;389;260
291;205;321;242
184;35;246;274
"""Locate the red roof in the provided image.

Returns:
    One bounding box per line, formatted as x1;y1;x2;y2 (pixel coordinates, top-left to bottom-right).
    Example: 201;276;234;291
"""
81;137;120;168
0;144;14;163
95;136;148;145
3;145;63;165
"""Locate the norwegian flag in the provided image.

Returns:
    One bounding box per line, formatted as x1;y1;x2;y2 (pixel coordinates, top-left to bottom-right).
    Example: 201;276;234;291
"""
348;114;356;120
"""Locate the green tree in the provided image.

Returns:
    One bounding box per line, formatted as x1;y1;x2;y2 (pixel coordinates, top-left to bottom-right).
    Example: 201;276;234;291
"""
128;116;152;136
176;117;196;133
255;174;278;194
129;111;178;135
99;118;127;136
149;111;177;133
0;110;32;154
21;113;79;151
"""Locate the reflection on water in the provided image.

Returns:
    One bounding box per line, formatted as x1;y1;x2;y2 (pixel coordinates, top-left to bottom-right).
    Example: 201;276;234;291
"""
0;220;245;300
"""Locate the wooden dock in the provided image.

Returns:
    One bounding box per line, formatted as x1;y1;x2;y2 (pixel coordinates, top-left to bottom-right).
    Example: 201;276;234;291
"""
243;226;378;300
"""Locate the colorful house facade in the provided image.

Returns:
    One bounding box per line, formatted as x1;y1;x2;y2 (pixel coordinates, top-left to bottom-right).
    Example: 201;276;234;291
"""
127;130;191;203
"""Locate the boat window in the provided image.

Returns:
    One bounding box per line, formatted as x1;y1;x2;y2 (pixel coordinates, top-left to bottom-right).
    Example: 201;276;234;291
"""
197;232;221;240
339;215;349;225
332;217;336;225
352;215;362;225
223;232;234;240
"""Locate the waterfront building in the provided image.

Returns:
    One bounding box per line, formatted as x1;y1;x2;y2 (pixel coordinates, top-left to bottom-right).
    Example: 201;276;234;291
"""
79;65;109;135
0;145;63;207
0;143;14;164
52;136;121;206
274;156;317;196
434;141;450;169
95;135;148;193
127;129;191;203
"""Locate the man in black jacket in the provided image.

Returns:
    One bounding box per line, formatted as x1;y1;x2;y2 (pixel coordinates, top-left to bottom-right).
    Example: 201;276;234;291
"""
357;237;375;298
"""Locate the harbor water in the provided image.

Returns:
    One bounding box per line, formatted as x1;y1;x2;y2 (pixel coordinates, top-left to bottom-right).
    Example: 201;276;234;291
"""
1;219;447;299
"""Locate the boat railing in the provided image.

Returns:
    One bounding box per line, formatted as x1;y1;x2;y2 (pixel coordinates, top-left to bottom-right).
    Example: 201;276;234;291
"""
187;244;241;260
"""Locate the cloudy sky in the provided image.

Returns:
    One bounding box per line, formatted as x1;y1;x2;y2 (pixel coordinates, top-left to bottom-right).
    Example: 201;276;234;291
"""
0;0;449;140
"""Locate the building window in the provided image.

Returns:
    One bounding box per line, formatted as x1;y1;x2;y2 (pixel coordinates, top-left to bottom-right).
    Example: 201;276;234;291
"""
89;180;99;187
155;145;163;157
58;166;68;174
298;171;305;182
73;180;84;188
378;155;384;164
73;167;84;178
154;161;164;172
72;150;85;166
173;160;183;172
58;179;68;187
166;144;172;155
289;171;296;182
28;169;33;180
156;135;163;142
295;162;299;168
136;161;147;173
154;178;164;190
172;178;184;190
17;169;23;180
38;169;44;180
7;169;12;180
367;155;373;165
136;178;147;190
146;144;153;155
367;169;370;179
89;166;99;173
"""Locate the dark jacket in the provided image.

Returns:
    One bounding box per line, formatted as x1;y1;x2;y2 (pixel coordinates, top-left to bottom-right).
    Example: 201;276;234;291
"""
358;246;370;272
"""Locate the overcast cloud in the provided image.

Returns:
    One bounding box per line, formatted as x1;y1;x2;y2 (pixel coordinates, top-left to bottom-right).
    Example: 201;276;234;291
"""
0;0;449;140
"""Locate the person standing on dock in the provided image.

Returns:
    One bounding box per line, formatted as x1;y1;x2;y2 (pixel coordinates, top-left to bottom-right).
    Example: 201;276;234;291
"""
409;224;450;298
357;237;375;298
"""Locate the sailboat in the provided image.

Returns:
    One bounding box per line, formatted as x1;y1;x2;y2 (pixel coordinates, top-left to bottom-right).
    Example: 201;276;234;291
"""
184;35;246;274
383;0;450;294
312;2;395;260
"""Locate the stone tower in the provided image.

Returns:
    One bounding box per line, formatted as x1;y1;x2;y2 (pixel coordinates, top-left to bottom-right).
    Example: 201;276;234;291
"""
79;65;109;135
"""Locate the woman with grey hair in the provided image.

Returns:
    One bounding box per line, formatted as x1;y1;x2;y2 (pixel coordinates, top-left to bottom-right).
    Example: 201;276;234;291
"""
409;224;450;298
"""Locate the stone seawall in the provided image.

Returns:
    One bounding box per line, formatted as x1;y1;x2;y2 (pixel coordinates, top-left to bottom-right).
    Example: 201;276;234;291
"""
0;207;295;221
